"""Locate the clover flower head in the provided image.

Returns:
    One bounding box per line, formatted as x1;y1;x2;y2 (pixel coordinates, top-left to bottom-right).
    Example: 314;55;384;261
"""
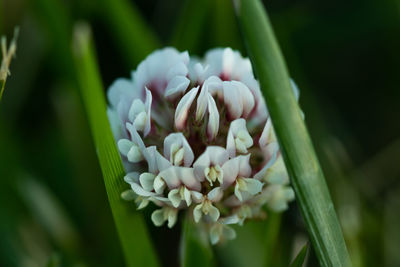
108;47;297;244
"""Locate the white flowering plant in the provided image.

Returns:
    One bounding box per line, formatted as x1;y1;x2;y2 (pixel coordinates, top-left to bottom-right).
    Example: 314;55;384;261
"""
107;47;297;244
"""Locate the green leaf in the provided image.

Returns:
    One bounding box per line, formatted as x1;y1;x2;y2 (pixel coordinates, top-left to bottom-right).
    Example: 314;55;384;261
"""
180;215;215;267
233;0;351;266
72;23;159;267
98;0;160;67
290;244;308;267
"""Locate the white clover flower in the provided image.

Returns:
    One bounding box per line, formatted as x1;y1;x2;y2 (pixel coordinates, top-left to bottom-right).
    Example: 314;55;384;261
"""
108;47;298;244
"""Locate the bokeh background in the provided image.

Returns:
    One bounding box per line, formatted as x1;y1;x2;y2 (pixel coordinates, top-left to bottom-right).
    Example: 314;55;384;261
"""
1;0;399;266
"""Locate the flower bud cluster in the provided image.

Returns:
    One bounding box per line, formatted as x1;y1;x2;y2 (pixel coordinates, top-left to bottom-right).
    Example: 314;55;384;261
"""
108;48;297;244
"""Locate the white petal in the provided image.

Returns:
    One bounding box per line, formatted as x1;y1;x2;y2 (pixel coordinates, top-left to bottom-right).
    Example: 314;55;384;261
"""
193;146;229;182
107;78;137;108
139;173;156;191
254;142;279;180
227;119;253;156
128;99;145;122
193;203;203;223
176;167;201;191
207;94;219;140
221;157;240;189
167;62;188;81
191;191;204;203
207;187;223;202
151;209;166;227
183;186;192;206
127;145;144;163
154;175;166;194
168;188;181;208
133;111;147;132
164;75;190;99
167;208;178;228
124;172;140;184
233;81;255;117
126;123;155;172
154;149;172;173
117;139;134;156
243;178;263;195
259;118;272;148
238;154;252;178
136;198;150;210
175;86;199;130
158;166;181;189
164;133;194;167
234;182;243;202
143;88;152;136
210;224;221;245
130;182;157;197
208;204;220;222
222;225;236;241
196;82;209;121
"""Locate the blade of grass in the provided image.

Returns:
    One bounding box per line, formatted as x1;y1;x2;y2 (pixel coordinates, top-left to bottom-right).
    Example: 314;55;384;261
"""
170;0;211;53
233;0;351;266
72;23;159;267
180;215;215;267
290;244;308;267
98;0;160;67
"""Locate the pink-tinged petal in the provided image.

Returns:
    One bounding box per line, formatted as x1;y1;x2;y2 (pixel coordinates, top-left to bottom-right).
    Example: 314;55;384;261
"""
207;187;223;202
175;167;201;191
223;81;243;119
175;86;199;130
221;157;240;189
158;166;181;189
207;94;219;140
164;75;190;99
233;81;255;117
163;133;194;167
143;88;152;136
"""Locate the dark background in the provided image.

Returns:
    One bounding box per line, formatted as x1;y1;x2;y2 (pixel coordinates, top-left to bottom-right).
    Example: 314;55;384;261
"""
1;0;399;266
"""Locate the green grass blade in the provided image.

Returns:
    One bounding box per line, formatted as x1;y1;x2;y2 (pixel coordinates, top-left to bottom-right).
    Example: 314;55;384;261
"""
98;0;160;67
290;244;308;267
72;23;159;267
233;0;351;266
180;215;215;267
170;0;211;53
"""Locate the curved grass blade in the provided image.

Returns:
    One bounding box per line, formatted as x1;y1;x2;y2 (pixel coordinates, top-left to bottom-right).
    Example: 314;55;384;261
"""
180;215;215;267
72;23;159;267
233;0;351;266
290;244;308;267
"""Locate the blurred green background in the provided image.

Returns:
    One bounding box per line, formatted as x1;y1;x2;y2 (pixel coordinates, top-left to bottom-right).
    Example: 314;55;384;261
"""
1;0;399;266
